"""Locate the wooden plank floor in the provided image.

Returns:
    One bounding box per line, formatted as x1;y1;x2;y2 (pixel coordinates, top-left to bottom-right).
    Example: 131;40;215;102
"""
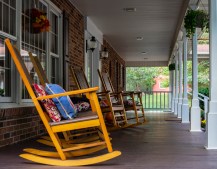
1;112;217;169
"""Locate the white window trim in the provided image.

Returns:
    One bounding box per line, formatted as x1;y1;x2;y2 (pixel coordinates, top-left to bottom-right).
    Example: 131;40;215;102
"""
0;0;63;105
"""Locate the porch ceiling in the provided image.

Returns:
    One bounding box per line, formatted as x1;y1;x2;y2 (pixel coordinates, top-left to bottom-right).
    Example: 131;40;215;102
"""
70;0;208;67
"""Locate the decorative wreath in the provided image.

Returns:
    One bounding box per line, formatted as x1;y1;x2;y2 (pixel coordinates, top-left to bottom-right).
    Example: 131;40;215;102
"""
26;8;50;34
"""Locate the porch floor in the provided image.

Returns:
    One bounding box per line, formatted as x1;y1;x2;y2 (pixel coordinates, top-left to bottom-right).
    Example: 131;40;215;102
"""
1;112;217;169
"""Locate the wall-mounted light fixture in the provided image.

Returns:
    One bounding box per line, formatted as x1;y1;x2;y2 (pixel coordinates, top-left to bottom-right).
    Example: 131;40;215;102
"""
100;47;109;59
86;36;97;52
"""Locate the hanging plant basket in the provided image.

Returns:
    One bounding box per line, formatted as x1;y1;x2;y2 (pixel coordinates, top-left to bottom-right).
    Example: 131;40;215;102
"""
169;63;175;71
184;9;209;38
25;8;50;34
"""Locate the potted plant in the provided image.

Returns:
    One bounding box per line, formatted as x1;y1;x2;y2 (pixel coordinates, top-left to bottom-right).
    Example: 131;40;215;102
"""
169;63;175;71
184;9;209;37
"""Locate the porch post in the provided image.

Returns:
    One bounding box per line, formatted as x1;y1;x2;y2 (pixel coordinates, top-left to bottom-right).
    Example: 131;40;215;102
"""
190;28;201;132
182;29;190;123
205;0;217;149
178;40;183;119
171;68;175;112
174;51;179;116
169;70;173;110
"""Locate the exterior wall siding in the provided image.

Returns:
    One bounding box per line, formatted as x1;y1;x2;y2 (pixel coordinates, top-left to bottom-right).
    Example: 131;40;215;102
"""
51;0;85;90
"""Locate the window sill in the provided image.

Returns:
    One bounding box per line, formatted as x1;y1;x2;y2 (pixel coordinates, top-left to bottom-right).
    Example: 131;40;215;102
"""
0;103;34;109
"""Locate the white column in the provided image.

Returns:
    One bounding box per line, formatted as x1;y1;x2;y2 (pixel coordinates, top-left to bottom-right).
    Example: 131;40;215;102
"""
205;0;217;149
177;41;183;118
174;52;179;116
171;69;175;112
182;29;190;123
169;70;173;110
190;28;201;132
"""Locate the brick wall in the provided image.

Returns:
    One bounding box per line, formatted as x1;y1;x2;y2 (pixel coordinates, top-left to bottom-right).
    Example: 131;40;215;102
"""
101;39;126;92
51;0;85;90
0;107;45;148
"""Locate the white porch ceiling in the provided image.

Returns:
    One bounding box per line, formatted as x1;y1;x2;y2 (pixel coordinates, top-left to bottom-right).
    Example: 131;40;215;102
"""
70;0;192;67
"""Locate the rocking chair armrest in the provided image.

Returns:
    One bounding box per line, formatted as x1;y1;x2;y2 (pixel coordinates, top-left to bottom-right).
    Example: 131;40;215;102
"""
110;92;122;96
133;91;142;94
97;91;110;96
36;87;99;100
122;91;134;96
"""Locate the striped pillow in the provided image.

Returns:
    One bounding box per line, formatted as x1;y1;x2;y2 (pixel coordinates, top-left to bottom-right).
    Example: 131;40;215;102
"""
32;84;61;122
45;84;78;120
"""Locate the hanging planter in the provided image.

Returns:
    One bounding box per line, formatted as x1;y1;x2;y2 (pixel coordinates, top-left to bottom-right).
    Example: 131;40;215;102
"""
184;9;209;38
25;8;50;34
168;63;175;71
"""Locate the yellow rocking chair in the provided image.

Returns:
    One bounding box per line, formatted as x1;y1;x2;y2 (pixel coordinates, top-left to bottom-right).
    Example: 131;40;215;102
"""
5;38;121;166
28;52;105;148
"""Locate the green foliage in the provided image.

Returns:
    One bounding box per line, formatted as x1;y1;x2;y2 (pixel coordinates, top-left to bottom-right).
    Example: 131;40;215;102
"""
187;60;209;88
198;87;209;97
198;32;209;44
0;88;4;96
160;79;169;88
184;10;209;37
126;67;169;91
201;110;206;129
198;87;209;110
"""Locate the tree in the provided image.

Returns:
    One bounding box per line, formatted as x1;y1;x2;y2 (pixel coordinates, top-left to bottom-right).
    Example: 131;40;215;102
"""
187;60;209;88
126;67;169;91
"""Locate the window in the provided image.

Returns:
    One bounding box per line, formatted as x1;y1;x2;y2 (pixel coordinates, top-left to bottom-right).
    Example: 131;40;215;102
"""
0;0;62;103
0;37;11;100
0;0;16;102
50;10;60;84
0;0;16;36
21;0;48;99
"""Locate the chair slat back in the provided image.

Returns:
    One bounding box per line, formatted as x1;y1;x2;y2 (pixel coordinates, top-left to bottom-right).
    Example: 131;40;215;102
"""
5;39;36;98
5;39;53;124
70;67;90;89
29;52;49;86
97;69;114;93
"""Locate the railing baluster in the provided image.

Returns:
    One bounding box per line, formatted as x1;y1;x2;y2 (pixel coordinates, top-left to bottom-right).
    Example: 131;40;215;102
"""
142;90;172;111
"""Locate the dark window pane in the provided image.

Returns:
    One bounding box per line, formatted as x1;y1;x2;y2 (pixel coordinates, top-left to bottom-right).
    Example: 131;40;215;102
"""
0;2;2;31
51;57;59;84
3;0;9;5
50;12;58;34
3;4;9;33
10;8;16;35
10;0;16;8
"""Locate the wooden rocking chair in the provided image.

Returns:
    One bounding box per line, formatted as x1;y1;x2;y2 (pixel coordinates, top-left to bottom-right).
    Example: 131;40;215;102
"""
28;53;107;150
98;69;146;125
70;67;129;128
5;38;121;166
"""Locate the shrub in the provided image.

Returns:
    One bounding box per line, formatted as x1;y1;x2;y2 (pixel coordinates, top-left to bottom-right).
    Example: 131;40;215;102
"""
198;87;209;110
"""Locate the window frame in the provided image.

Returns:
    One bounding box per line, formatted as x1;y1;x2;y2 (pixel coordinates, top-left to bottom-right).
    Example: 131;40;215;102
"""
0;0;63;104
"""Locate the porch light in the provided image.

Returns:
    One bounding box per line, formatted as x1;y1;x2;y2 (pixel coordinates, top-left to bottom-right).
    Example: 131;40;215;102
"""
86;36;97;52
100;47;109;59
